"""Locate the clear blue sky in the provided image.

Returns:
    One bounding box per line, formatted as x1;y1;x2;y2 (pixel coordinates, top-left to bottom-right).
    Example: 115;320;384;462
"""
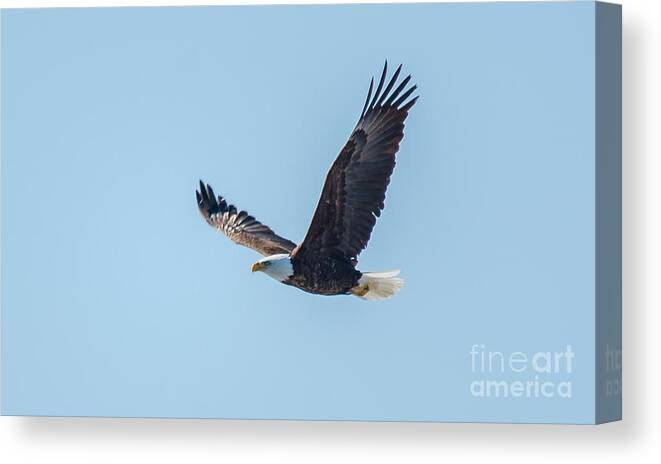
2;2;596;422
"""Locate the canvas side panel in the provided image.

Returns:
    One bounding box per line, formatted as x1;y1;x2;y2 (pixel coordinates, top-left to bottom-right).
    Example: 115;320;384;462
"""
595;1;622;424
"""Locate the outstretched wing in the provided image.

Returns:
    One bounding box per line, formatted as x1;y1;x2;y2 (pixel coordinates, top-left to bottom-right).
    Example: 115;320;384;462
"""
293;62;418;263
196;181;297;256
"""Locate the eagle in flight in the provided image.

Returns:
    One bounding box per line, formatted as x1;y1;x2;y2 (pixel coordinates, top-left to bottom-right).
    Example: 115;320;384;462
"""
196;62;417;301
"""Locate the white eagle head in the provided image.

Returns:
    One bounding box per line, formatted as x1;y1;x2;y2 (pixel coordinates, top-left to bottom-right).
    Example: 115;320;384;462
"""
251;254;294;282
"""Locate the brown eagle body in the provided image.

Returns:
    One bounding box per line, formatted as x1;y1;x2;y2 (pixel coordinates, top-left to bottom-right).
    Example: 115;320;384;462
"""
196;62;417;300
286;252;362;296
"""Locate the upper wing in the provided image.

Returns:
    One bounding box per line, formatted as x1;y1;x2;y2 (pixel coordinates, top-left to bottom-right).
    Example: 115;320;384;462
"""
293;62;418;263
196;181;297;256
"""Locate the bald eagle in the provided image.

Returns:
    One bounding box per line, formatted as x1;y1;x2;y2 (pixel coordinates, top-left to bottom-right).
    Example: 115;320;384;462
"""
196;62;417;301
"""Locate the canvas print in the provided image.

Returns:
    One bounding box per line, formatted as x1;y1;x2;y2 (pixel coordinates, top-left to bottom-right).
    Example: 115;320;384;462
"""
1;1;621;424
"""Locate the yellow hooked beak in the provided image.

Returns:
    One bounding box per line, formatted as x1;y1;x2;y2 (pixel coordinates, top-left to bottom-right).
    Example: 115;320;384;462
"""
251;262;265;273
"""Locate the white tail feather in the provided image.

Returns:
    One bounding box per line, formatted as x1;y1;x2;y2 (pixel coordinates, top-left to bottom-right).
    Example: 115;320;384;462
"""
351;270;404;301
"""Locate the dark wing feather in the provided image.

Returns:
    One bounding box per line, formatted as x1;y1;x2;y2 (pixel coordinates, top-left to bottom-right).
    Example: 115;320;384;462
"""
196;181;297;256
293;62;418;263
